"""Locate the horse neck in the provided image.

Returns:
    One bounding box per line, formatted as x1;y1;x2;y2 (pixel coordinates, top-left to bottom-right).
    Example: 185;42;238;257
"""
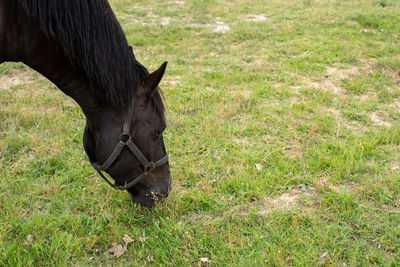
1;2;106;123
23;41;105;122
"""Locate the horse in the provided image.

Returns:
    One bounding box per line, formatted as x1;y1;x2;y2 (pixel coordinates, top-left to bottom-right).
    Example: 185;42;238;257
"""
0;0;171;207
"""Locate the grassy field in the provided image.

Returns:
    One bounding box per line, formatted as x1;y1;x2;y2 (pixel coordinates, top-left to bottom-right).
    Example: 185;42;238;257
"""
1;0;400;265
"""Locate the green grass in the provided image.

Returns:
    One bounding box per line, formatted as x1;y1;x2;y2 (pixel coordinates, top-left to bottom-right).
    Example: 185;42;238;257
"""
1;0;400;265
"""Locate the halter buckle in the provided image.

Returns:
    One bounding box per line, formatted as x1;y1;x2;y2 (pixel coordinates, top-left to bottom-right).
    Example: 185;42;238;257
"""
144;162;154;173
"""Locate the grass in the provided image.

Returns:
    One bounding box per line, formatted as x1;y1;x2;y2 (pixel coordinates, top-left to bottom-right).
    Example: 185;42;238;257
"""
1;0;400;265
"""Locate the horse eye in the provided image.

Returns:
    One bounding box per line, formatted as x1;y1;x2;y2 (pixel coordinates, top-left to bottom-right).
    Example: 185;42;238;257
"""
152;130;162;140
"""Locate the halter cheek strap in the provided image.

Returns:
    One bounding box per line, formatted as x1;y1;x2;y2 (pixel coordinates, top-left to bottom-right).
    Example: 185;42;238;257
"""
89;99;169;190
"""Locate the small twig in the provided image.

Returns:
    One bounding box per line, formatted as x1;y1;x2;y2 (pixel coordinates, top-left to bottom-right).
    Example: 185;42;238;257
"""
60;182;74;188
85;174;97;179
300;141;307;177
257;146;293;166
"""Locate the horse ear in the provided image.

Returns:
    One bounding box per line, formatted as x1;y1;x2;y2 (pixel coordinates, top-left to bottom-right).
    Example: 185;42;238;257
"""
139;62;167;95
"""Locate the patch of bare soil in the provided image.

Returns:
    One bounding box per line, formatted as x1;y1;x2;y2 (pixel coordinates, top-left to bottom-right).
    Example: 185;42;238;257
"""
212;20;230;33
260;99;281;108
229;89;253;99
119;12;167;26
357;92;378;103
387;99;400;110
161;17;171;26
165;76;181;87
321;106;341;116
0;70;31;89
302;78;344;94
284;139;301;159
369;111;392;128
169;0;184;4
326;66;360;80
246;14;269;22
301;66;361;94
318;178;363;195
120;12;231;33
258;188;311;216
345;120;370;133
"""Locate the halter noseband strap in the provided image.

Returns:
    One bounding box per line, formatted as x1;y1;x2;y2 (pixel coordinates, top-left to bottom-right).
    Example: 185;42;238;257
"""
89;99;169;191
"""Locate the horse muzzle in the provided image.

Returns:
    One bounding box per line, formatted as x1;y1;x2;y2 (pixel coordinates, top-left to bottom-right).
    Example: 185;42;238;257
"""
129;176;172;207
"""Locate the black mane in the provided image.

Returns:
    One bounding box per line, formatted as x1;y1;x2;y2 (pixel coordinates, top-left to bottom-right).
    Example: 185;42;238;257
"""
17;0;154;107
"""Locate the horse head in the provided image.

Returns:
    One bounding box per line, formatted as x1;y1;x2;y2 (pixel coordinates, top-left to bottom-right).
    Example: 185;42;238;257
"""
83;63;171;207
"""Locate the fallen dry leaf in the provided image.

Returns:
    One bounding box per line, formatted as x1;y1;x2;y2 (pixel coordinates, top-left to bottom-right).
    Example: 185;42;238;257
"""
25;234;33;245
108;235;135;258
138;236;150;242
26;234;33;242
200;257;211;264
147;254;154;262
123;234;134;245
108;243;126;258
317;251;329;265
255;163;263;171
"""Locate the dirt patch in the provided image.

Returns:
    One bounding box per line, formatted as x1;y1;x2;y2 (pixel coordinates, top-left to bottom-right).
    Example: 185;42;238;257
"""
302;65;361;94
386;68;400;82
321;106;341;116
119;14;145;25
0;70;31;89
229;89;252;99
258;189;311;216
246;14;269;22
161;17;171;26
190;17;231;33
390;162;400;172
119;12;167;26
301;78;344;94
284;139;301;159
121;10;231;33
260;99;282;108
123;11;232;33
213;20;230;33
165;76;181;87
369;112;392;128
233;136;253;147
388;99;400;110
357;92;378;103
318;178;363;195
169;0;184;4
326;66;360;80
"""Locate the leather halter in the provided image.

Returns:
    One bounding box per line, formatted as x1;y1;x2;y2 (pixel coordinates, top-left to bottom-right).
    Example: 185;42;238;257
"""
89;99;169;190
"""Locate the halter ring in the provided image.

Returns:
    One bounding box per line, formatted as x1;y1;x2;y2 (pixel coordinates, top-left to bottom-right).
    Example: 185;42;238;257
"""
145;162;154;173
119;133;131;143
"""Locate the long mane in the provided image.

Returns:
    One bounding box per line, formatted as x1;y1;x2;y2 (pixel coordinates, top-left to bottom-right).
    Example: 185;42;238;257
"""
17;0;150;107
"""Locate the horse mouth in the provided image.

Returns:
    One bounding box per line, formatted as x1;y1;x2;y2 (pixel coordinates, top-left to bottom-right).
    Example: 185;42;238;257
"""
129;191;168;207
128;177;171;207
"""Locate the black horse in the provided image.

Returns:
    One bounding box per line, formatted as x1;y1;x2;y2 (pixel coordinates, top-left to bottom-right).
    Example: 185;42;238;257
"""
0;0;171;207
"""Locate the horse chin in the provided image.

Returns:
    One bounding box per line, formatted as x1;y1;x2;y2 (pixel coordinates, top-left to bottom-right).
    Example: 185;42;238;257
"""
129;191;167;208
127;174;172;207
